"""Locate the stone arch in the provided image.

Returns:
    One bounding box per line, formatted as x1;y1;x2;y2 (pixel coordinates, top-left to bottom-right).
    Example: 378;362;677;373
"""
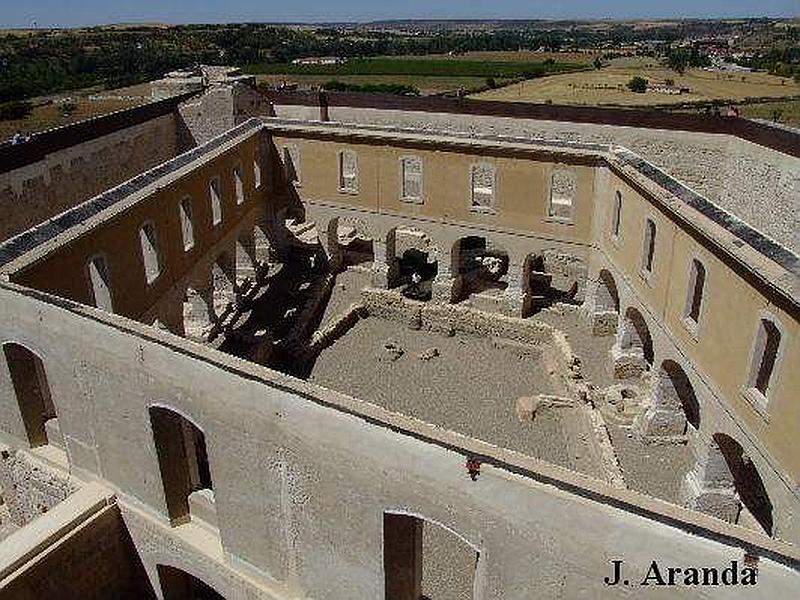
451;236;509;302
638;359;700;438
235;232;257;290
149;405;214;526
389;226;441;299
597;269;620;314
211;252;236;321
253;220;272;271
2;342;60;449
589;268;620;335
157;564;227;600
705;434;773;536
383;510;481;600
717;434;774;536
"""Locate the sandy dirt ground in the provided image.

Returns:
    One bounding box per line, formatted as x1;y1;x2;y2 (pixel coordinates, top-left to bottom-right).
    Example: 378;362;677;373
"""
606;424;693;504
309;316;571;466
472;59;800;106
0;82;151;141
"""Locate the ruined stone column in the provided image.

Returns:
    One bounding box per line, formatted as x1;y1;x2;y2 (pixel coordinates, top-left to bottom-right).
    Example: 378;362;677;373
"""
681;437;740;524
504;258;526;317
431;258;458;303
611;316;647;379
371;235;398;289
636;367;688;440
320;220;343;274
183;287;215;342
583;274;619;336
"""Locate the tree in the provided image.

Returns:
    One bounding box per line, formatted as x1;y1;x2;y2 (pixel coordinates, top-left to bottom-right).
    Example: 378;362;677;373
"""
627;76;648;93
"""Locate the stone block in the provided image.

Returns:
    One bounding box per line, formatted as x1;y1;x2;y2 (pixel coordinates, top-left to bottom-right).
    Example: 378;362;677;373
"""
591;311;618;336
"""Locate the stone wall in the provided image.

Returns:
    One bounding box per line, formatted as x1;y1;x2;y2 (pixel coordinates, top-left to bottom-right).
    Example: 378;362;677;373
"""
179;83;271;146
0;446;77;526
0;113;183;242
273;104;800;253
1;504;154;600
2;282;800;599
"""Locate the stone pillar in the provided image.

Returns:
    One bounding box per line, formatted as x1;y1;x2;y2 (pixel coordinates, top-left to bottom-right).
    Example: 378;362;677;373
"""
504;258;526;317
320;220;343;274
636;369;688;440
611;317;647;379
583;275;618;336
235;235;257;292
431;257;458;303
681;438;740;523
371;236;398;289
183;287;215;342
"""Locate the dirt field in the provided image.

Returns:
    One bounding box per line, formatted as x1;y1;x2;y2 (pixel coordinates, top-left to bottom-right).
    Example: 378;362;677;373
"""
472;57;800;106
0;82;150;141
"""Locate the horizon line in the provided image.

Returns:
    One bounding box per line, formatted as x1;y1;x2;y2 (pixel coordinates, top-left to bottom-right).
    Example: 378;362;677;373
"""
3;14;799;30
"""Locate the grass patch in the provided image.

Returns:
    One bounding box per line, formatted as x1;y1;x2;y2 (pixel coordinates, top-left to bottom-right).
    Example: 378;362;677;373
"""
738;98;800;126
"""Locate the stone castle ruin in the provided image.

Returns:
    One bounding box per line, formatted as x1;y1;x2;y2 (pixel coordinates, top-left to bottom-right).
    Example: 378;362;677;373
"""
0;75;798;599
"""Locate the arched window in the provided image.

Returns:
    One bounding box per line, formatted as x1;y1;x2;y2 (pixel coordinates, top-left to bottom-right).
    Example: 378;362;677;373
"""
87;254;113;312
233;165;244;204
338;149;358;193
748;317;782;398
149;407;213;525
179;196;195;252
139;222;161;284
611;191;623;238
209;177;223;226
384;512;479;600
642;218;656;274
684;258;706;325
3;343;59;449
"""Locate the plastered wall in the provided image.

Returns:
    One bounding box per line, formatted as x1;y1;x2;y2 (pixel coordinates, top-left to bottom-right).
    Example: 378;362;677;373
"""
598;168;799;484
9;132;267;323
272;105;800;254
0;285;798;599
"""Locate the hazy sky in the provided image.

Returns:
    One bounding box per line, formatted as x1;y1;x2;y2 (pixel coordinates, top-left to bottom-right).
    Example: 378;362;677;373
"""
3;1;798;29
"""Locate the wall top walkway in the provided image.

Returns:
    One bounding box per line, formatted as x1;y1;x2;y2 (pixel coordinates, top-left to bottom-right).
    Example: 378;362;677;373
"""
265;90;800;159
0;92;198;174
0;118;263;273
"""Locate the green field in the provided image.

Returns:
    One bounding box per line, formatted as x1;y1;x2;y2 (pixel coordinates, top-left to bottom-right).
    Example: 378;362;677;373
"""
245;58;586;80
